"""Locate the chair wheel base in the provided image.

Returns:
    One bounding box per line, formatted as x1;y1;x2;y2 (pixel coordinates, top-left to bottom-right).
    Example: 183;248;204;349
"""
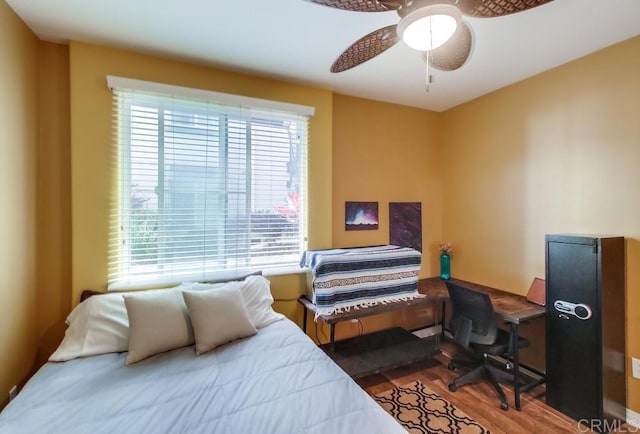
448;383;457;392
500;402;509;411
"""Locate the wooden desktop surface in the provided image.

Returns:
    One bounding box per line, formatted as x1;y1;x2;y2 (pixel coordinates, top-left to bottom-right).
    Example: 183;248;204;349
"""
419;277;546;324
300;276;545;325
299;284;447;324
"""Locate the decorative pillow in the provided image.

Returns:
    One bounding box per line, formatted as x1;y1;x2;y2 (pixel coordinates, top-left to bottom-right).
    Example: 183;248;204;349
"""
184;276;284;329
182;285;257;355
49;292;129;362
123;289;194;364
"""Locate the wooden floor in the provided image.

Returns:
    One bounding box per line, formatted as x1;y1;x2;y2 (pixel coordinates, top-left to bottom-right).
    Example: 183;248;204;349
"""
356;344;628;434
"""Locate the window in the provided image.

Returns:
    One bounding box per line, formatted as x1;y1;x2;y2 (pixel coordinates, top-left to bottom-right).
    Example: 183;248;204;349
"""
107;77;313;289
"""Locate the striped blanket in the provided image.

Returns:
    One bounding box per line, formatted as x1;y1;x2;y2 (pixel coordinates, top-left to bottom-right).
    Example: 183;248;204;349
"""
300;245;422;317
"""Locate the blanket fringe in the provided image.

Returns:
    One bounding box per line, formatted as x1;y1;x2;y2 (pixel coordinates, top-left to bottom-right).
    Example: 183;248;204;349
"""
313;293;425;321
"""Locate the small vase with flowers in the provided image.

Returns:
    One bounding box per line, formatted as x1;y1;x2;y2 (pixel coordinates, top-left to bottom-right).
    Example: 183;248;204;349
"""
439;242;453;280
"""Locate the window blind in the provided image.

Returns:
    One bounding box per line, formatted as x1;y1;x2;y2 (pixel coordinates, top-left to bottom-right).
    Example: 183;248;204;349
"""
107;77;312;290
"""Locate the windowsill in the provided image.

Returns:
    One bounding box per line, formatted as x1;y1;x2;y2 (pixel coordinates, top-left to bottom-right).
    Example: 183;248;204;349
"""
108;265;309;291
262;266;308;277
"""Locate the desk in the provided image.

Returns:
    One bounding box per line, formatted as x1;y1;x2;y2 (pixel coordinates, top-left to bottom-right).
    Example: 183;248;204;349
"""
419;277;546;411
300;277;545;410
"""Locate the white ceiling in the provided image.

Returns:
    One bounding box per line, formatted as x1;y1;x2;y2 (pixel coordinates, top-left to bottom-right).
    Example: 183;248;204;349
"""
6;0;640;112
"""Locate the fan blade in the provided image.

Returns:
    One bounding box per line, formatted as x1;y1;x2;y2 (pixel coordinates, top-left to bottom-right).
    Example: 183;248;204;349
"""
428;21;472;71
331;25;399;73
457;0;553;18
303;0;400;12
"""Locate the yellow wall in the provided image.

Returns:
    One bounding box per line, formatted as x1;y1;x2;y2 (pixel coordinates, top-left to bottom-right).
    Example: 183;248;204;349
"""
36;41;71;367
441;36;640;410
68;42;334;319
325;94;443;340
0;0;39;406
332;94;443;274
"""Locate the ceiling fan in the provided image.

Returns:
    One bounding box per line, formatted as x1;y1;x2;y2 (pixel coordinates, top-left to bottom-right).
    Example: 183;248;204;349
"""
305;0;554;73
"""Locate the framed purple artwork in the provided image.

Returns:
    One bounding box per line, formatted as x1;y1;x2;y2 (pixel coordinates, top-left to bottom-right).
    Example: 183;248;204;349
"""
389;202;422;252
345;201;379;231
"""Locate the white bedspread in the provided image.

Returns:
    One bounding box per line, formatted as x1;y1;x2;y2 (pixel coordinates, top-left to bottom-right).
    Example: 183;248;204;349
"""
0;319;406;434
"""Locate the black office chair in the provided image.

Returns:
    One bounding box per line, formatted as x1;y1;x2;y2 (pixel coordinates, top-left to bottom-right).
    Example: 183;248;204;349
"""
445;281;529;411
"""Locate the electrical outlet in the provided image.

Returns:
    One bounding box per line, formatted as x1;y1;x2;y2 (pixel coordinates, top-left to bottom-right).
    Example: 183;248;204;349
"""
8;385;17;402
632;358;640;379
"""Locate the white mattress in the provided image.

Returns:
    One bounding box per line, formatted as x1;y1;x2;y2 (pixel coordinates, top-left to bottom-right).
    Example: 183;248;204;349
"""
0;319;406;434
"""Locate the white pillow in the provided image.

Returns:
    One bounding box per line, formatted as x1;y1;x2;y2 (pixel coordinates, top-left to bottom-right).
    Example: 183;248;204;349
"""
123;289;194;364
182;285;257;355
241;275;285;328
48;275;282;362
49;292;129;362
185;276;283;329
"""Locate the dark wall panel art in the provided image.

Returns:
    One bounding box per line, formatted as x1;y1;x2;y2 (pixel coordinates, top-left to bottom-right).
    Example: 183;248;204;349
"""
389;202;422;252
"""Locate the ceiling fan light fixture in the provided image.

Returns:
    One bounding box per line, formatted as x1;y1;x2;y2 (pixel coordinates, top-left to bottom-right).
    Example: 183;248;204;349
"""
397;4;461;51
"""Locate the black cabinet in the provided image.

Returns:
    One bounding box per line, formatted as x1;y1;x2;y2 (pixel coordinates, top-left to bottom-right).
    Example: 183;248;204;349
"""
545;235;625;430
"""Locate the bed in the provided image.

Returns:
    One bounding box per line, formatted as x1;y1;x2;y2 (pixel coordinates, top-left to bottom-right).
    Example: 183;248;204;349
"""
0;276;406;434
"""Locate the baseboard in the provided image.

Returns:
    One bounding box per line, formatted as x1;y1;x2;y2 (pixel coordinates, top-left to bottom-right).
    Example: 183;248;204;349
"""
627;408;640;427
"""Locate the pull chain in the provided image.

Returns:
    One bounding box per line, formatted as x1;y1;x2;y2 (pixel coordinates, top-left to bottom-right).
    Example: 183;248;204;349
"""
425;51;434;92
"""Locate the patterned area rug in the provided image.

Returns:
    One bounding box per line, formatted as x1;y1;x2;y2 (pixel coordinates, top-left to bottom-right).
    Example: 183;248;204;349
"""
373;380;490;434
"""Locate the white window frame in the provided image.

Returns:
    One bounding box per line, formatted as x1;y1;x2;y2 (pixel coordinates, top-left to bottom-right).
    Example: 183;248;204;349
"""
107;76;314;290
